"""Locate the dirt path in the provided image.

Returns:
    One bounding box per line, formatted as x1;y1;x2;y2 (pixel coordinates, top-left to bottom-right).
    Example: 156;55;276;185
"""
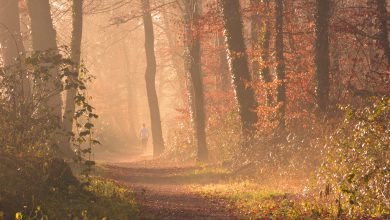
103;161;238;220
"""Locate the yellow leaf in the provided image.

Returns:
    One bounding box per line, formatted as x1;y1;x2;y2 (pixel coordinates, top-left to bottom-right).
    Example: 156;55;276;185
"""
15;212;23;220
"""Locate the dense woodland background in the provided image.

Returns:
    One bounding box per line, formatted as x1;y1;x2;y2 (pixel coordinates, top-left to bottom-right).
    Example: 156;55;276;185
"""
0;0;388;219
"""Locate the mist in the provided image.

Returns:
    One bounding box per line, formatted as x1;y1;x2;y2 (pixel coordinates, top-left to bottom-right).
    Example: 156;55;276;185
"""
0;0;388;219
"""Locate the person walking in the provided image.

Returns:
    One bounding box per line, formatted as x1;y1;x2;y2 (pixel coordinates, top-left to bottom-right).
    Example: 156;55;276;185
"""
139;123;149;154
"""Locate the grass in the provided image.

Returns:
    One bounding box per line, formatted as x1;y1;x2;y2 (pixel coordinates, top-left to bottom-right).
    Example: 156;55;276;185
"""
190;178;336;219
26;178;139;220
181;165;231;178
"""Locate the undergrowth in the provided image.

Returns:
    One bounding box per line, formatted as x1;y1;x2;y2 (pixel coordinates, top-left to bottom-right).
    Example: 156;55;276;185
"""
0;154;139;220
190;97;389;219
191;180;311;219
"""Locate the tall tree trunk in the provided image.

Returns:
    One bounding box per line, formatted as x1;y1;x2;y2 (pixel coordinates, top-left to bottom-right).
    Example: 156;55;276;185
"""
184;0;208;162
0;0;24;66
275;0;286;131
374;0;390;65
63;0;84;155
0;0;31;98
27;0;72;157
217;32;230;91
250;0;261;78
0;0;30;98
261;0;273;106
142;0;165;156
0;0;31;152
181;1;196;131
220;0;258;145
314;0;330;113
27;0;57;52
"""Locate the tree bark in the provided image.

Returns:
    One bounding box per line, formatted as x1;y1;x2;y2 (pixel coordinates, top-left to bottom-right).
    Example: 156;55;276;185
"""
63;0;84;155
184;0;208;162
275;0;286;131
142;0;165;156
250;0;261;78
314;0;330;113
261;0;273;106
374;0;390;65
0;0;30;98
0;0;24;66
220;0;258;144
27;0;73;157
217;32;230;91
27;0;58;52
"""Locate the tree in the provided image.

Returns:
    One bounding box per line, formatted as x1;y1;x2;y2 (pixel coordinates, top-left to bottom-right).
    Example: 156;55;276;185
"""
275;0;286;131
250;0;261;78
260;0;273;106
220;0;258;145
27;0;74;157
0;0;30;98
142;0;165;156
63;0;84;155
27;0;58;53
183;0;208;162
0;0;24;66
217;32;230;91
314;0;330;114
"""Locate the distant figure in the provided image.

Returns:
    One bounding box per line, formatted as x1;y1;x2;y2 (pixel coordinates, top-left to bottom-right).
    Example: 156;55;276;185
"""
139;123;149;153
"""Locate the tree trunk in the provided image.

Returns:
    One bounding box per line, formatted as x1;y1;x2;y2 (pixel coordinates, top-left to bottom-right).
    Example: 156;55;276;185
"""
142;0;165;156
27;0;72;157
220;0;258;144
275;0;286;131
182;4;196;132
0;0;24;66
0;0;30;99
250;0;261;78
314;0;330;113
63;0;84;155
374;0;390;65
261;0;273;106
27;0;58;52
184;0;208;162
217;32;230;91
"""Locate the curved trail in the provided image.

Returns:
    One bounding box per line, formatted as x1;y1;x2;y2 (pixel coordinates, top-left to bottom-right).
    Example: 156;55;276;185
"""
103;160;238;220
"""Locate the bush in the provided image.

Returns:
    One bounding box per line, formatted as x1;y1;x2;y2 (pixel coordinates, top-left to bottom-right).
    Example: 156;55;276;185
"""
0;49;119;219
164;120;197;162
318;97;389;217
0;154;139;219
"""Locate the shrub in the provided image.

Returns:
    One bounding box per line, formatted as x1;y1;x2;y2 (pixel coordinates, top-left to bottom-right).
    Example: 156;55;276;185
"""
0;154;139;219
318;97;389;217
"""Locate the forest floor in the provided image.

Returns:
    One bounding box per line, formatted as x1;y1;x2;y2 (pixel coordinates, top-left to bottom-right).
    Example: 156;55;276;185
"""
98;147;317;220
101;158;240;220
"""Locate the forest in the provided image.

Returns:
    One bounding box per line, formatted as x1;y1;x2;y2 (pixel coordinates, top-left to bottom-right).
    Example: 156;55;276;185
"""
0;0;389;219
